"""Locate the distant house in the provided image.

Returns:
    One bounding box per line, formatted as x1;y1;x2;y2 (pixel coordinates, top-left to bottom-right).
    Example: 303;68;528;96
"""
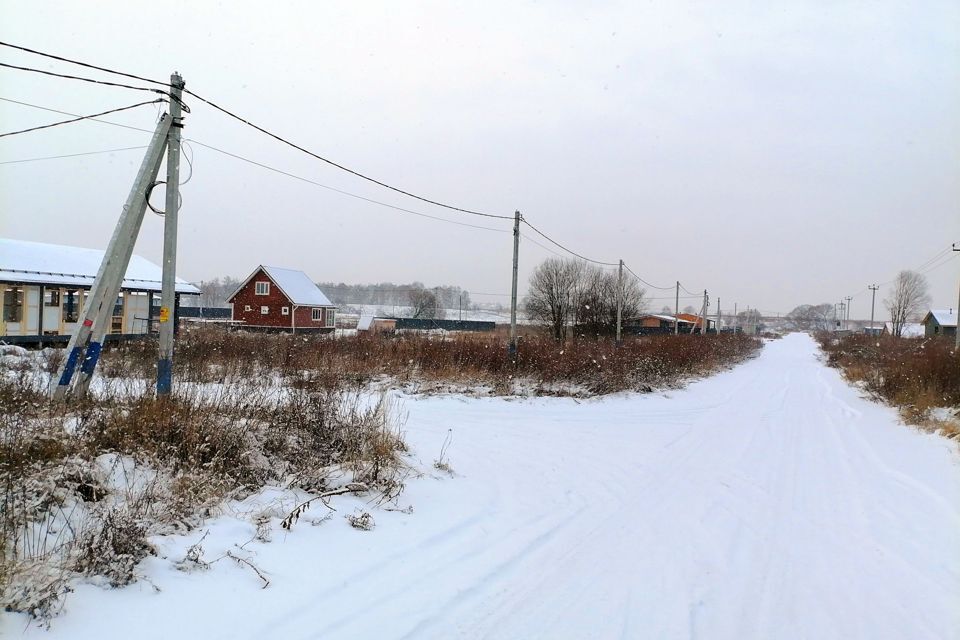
675;312;715;332
881;322;925;338
921;309;957;339
625;314;695;335
357;315;396;333
228;266;337;333
1;238;199;343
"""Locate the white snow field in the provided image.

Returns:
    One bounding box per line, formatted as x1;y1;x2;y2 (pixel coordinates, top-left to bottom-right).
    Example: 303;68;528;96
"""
14;333;960;639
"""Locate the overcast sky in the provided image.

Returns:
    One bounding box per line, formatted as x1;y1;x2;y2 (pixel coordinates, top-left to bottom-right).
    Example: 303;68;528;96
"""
1;1;958;318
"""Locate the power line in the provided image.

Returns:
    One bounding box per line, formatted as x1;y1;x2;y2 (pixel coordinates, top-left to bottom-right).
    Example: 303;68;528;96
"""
679;283;699;297
0;94;508;233
0;40;169;88
519;232;566;259
0;145;146;164
182;89;508;220
622;263;674;291
0;61;185;108
185;139;511;233
0;99;163;138
0;96;156;133
519;218;618;266
1;41;505;218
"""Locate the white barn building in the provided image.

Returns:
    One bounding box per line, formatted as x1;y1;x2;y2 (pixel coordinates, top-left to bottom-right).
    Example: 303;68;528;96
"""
1;238;200;343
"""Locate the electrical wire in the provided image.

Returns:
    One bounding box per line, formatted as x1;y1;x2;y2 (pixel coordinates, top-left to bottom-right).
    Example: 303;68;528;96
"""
0;40;169;88
622;263;674;291
679;283;700;297
0;62;187;110
519;218;618;266
182;89;507;220
0;96;156;133
0;94;507;233
519;232;567;259
0;99;163;138
0;41;505;218
0;145;147;164
185;139;511;233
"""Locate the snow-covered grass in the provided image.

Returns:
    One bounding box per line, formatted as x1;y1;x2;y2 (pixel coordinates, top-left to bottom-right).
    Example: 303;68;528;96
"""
2;327;761;625
7;333;959;639
0;350;407;620
817;332;960;440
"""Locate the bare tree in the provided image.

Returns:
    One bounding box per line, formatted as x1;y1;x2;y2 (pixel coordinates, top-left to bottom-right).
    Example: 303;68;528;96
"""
682;305;696;315
407;287;445;319
786;303;835;331
574;264;647;336
884;270;931;337
524;258;584;341
195;276;241;308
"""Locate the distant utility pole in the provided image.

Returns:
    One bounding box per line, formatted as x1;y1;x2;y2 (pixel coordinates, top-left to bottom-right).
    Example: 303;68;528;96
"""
701;290;708;336
716;296;721;334
844;296;852;331
868;285;879;334
508;210;520;357
616;259;623;346
157;73;185;396
674;281;680;335
954;243;960;350
734;302;738;330
838;301;846;331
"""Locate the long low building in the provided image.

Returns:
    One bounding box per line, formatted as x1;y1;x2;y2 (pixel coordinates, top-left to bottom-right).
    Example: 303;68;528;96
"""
1;238;200;342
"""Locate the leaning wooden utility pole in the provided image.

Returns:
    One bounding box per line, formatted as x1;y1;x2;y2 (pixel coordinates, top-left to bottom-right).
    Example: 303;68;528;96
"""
615;259;623;345
508;210;520;357
157;73;185;396
51;113;173;399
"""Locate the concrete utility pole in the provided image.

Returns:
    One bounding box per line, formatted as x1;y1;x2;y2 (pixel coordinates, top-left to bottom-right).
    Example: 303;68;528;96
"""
954;244;960;350
844;296;852;331
701;289;708;336
838;301;846;331
674;281;680;335
734;302;738;330
716;296;721;334
52;109;173;399
508;210;520;357
616;259;623;346
868;285;879;334
157;73;185;396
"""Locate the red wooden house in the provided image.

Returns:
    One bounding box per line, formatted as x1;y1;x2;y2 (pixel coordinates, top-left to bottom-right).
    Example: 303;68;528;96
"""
228;266;337;333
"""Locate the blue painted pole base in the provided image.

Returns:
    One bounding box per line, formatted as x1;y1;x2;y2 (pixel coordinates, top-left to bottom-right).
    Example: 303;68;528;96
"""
157;358;172;395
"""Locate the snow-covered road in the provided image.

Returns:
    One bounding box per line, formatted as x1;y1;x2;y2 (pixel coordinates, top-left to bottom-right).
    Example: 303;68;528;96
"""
18;333;960;639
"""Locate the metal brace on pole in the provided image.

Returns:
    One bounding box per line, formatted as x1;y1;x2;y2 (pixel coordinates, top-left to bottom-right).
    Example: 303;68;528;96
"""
51;114;172;399
157;73;185;395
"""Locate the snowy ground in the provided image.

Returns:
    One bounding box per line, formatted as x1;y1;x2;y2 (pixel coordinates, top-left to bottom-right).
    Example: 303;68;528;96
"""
10;333;960;639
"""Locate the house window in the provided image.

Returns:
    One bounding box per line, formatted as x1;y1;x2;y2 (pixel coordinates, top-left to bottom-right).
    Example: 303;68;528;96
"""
312;308;322;321
325;309;335;328
3;287;22;323
281;306;289;316
261;306;269;315
45;289;60;307
244;305;251;312
255;281;270;296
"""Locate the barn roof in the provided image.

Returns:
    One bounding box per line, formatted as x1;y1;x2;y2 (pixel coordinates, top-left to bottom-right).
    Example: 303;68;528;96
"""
229;265;334;307
0;238;200;294
923;309;957;328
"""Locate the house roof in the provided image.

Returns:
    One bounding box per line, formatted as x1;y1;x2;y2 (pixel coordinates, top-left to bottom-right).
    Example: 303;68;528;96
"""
229;265;334;307
633;314;695;324
923;309;957;328
0;238;200;294
883;322;925;338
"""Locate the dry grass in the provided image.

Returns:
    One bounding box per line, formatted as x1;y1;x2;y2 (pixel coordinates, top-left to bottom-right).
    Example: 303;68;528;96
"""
816;332;960;439
1;325;758;618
